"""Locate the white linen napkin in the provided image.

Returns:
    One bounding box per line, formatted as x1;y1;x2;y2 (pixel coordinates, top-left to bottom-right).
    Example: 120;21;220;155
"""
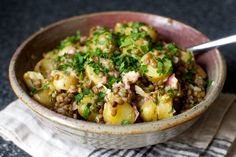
0;93;236;157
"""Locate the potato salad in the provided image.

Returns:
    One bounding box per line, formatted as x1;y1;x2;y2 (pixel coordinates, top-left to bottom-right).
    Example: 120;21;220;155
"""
23;22;207;124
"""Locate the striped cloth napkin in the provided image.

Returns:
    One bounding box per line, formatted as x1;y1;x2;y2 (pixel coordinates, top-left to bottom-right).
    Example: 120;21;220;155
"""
0;93;236;157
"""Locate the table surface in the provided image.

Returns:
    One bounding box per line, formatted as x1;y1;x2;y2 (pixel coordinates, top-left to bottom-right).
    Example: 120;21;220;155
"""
1;0;236;156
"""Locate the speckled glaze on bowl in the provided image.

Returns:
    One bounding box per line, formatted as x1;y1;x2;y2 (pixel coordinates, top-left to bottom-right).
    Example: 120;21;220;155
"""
9;11;226;149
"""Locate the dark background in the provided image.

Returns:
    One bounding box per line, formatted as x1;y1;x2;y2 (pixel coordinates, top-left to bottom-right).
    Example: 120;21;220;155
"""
0;0;236;156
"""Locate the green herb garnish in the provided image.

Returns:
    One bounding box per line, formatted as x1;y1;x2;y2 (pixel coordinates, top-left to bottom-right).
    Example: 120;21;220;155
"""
140;45;149;52
88;61;109;74
140;64;148;74
157;60;164;74
83;103;92;119
31;88;38;94
167;43;178;55
89;48;109;59
121;119;130;125
42;84;49;90
31;84;49;95
167;89;177;97
73;52;88;73
75;93;84;103
55;55;66;62
156;42;163;50
187;52;193;64
156;57;173;75
83;89;91;95
75;89;92;103
207;80;213;88
97;92;106;102
107;76;120;88
56;63;70;71
58;31;81;49
112;54;140;73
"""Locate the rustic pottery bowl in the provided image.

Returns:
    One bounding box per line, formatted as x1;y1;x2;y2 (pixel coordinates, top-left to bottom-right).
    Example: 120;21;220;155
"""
9;11;226;149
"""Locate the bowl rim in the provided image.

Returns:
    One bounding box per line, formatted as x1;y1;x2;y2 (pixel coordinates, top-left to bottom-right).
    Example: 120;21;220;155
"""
9;11;226;135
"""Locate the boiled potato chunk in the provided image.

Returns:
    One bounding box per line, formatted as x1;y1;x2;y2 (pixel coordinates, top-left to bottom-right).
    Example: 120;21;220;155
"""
33;84;55;108
114;23;132;36
87;26;116;54
34;58;55;77
103;102;136;124
78;95;98;122
140;25;158;42
23;71;44;90
157;94;174;119
120;37;151;55
145;64;169;83
140;99;158;122
114;22;157;42
140;94;174;122
51;71;78;91
23;71;55;108
180;51;193;63
141;53;171;83
85;65;104;85
43;50;59;59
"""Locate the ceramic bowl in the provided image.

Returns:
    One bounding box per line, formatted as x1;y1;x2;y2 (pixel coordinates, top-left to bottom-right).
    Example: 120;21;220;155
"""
9;11;226;149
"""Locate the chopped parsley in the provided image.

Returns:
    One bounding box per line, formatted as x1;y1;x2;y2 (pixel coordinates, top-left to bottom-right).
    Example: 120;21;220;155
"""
91;48;109;58
167;43;178;55
121;119;130;125
206;80;213;88
107;76;120;88
140;64;148;74
157;61;164;74
58;31;81;49
83;103;92;119
112;54;140;73
131;22;144;34
31;88;38;94
119;32;150;53
187;52;193;64
140;45;150;52
97;92;106;102
132;22;144;29
156;57;173;75
42;84;49;90
88;61;109;74
31;84;49;94
55;55;66;62
130;32;147;40
73;53;87;73
83;89;91;95
156;42;163;50
75;93;84;103
119;36;133;48
75;89;92;103
56;63;70;71
167;89;177;97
